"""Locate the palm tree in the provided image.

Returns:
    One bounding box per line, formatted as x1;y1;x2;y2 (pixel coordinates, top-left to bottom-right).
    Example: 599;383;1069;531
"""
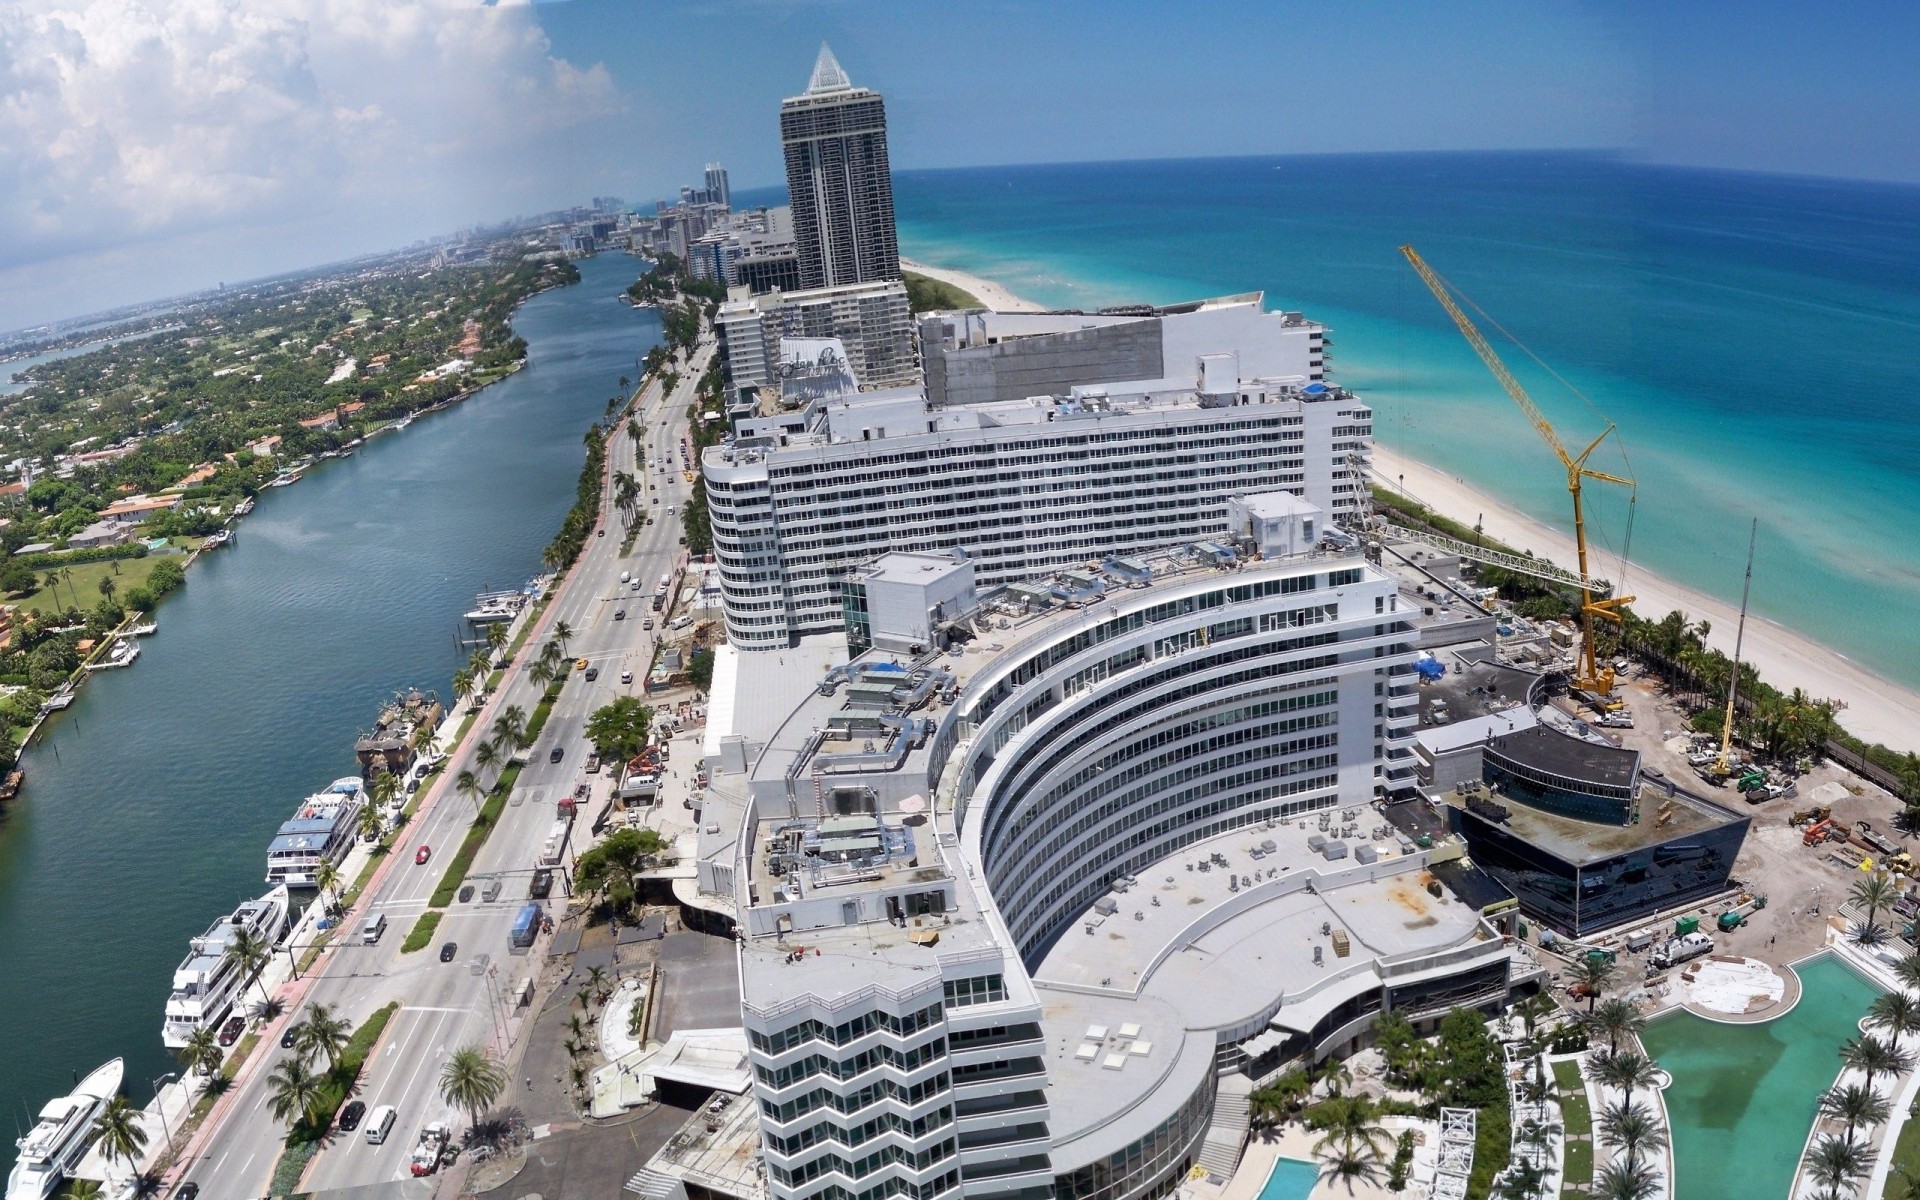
1804;1133;1875;1198
1853;871;1900;930
455;769;484;814
554;621;575;659
1852;920;1892;950
485;622;509;657
369;771;398;816
451;668;474;712
179;1026;222;1077
1310;1094;1388;1161
1591;1160;1660;1200
439;1045;509;1129
1841;1033;1914;1092
410;721;438;756
90;1094;149;1183
294;1004;352;1069
468;648;492;687
1572;955;1617;1013
356;798;387;845
1595;1050;1660;1107
1870;991;1920;1044
474;739;500;782
1894;954;1920;994
98;575;117;605
1597;1100;1667;1173
223;926;272;1005
264;1057;323;1128
1820;1083;1892;1140
530;657;556;692
586;965;611;1004
1315;1136;1386;1195
314;859;343;917
1588;998;1647;1056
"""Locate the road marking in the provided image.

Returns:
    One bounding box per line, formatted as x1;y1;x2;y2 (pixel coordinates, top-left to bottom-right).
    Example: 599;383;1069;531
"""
399;1005;476;1014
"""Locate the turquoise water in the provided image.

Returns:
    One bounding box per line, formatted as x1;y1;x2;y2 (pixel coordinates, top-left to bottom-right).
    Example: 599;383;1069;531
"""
1642;954;1881;1200
0;254;657;1174
892;153;1920;691
1256;1156;1319;1200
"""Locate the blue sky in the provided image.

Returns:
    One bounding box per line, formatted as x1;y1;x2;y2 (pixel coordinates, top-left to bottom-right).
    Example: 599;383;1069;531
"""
2;0;1917;328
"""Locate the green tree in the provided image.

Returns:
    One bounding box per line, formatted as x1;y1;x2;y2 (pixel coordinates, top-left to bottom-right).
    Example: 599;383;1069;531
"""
97;575;116;604
1587;997;1648;1056
1591;1160;1660;1200
1853;871;1900;930
90;1093;149;1182
1819;1083;1892;1141
1841;1033;1913;1092
439;1045;508;1129
264;1057;324;1128
1571;954;1617;1013
294;1003;352;1069
356;797;387;845
1597;1100;1667;1173
0;558;36;595
1804;1133;1874;1198
584;696;653;771
314;858;343;917
222;926;272;1005
1595;1050;1660;1107
1870;990;1920;1043
552;621;575;659
574;827;668;912
687;646;715;693
474;739;501;781
454;768;484;814
179;1025;222;1077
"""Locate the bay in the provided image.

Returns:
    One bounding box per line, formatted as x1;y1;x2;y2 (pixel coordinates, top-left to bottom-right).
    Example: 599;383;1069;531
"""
0;253;656;1169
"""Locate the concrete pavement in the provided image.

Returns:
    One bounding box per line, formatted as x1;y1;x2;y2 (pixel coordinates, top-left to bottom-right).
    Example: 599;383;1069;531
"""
173;335;714;1199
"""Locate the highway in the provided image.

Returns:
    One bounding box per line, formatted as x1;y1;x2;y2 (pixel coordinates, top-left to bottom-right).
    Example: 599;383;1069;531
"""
179;336;714;1198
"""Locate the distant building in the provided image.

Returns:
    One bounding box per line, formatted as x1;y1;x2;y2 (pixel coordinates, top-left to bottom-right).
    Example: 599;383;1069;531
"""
704;162;731;210
715;279;916;396
780;45;900;290
99;494;181;525
68;519;135;548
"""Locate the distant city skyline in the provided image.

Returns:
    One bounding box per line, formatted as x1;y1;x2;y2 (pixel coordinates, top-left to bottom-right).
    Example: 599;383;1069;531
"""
3;0;1918;329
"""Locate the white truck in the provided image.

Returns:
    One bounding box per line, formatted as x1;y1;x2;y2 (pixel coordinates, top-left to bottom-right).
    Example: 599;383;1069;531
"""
1649;931;1715;972
409;1121;450;1176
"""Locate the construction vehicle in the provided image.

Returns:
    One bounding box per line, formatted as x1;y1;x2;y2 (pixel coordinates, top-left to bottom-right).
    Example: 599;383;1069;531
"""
1735;768;1767;793
1709;520;1760;779
1401;247;1635;698
1804;819;1835;847
410;1121;451;1176
1790;805;1832;828
1649;931;1716;972
1717;894;1768;932
1853;821;1900;858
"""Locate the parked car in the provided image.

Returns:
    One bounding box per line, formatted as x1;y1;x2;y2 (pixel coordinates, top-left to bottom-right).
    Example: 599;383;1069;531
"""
549;746;565;764
585;753;601;773
337;1100;366;1132
439;942;458;963
415;844;432;865
172;1185;200;1200
218;1015;246;1047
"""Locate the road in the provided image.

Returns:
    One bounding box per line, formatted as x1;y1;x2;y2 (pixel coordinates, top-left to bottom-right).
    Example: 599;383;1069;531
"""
179;337;714;1198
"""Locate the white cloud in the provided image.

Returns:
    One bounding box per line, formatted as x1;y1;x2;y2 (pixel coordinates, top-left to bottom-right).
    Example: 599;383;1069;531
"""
0;0;620;277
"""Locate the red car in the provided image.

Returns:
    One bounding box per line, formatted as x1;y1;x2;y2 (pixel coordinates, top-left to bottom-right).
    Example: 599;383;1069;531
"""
415;844;432;865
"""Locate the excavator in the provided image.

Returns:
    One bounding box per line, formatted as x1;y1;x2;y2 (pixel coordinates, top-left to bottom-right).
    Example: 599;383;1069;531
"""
1401;247;1635;698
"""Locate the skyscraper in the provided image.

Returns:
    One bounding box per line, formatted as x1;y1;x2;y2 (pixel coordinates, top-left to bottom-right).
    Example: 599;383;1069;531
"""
780;44;901;290
704;162;731;210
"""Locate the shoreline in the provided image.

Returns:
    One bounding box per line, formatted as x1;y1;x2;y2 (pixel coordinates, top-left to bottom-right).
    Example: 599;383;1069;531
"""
902;254;1920;754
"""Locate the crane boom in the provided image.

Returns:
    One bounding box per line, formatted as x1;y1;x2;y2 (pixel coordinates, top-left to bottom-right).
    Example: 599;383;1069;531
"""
1399;245;1636;695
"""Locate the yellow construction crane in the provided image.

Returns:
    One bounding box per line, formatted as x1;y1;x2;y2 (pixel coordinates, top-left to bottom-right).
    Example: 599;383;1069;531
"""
1399;245;1635;696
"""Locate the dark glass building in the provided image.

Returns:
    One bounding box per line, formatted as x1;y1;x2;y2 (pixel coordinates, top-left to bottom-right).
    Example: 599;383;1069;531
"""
780;45;901;290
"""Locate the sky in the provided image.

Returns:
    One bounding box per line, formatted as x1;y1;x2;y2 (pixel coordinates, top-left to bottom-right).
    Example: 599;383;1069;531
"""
1;0;1916;330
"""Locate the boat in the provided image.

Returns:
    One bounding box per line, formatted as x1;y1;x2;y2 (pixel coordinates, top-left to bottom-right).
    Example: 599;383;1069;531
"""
6;1058;123;1200
265;777;366;887
201;529;232;550
83;639;138;671
129;622;158;636
161;885;291;1049
267;470;303;488
234;497;255;516
464;587;526;624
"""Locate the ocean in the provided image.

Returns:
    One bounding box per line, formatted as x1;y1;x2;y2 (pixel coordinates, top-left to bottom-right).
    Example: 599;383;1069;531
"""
890;153;1920;697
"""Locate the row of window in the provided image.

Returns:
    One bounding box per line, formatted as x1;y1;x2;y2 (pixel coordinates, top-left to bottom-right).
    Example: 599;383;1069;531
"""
752;1001;945;1057
766;1105;954;1158
761;1073;951;1125
943;975;1006;1007
774;1167;960;1200
768;1135;956;1189
755;1038;947;1091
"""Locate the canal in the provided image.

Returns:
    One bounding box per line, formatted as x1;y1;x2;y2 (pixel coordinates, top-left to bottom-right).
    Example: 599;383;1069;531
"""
0;254;658;1171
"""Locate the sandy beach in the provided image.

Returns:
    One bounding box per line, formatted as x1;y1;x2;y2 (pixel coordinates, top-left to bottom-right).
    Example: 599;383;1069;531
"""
904;255;1920;754
901;257;1044;313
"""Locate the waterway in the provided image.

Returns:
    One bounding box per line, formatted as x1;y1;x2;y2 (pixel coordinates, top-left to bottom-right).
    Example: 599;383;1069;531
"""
0;253;656;1170
1643;954;1882;1199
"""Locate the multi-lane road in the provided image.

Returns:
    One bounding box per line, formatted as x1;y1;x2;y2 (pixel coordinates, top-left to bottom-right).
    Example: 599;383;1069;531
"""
180;338;714;1198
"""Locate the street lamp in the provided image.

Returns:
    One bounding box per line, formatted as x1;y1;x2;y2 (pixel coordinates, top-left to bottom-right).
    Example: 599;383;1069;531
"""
151;1072;177;1160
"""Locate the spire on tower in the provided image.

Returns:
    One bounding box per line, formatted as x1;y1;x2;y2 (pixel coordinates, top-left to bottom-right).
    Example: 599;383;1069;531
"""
807;43;852;94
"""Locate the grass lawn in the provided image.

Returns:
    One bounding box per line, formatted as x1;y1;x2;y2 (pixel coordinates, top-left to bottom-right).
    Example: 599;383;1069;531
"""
1555;1059;1594;1197
14;551;185;615
400;910;443;953
267;1001;400;1195
429;762;523;907
902;270;983;312
1891;1111;1920;1195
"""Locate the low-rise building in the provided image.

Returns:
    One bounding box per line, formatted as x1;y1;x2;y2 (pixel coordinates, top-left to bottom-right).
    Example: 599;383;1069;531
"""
715;279;917;396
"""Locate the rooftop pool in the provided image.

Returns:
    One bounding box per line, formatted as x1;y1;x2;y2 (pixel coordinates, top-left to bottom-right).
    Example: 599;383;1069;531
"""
1642;953;1881;1200
1255;1156;1319;1200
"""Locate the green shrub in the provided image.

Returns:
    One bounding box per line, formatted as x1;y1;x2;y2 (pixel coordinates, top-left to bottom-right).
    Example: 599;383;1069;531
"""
400;910;442;953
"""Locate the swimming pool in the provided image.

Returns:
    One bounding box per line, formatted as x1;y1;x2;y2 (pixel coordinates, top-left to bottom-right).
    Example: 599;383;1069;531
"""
1256;1156;1319;1200
1642;954;1881;1200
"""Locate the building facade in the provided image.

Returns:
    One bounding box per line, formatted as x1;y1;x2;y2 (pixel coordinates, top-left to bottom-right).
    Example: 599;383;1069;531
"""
720;546;1524;1200
704;297;1370;649
715;280;917;397
781;45;901;290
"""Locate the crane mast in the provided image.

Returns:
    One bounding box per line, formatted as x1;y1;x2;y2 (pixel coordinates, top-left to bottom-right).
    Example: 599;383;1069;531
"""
1399;245;1636;695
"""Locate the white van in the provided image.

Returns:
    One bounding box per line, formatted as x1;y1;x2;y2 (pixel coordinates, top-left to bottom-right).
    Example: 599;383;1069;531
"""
669;614;694;631
364;1104;397;1145
361;913;387;944
619;571;631;584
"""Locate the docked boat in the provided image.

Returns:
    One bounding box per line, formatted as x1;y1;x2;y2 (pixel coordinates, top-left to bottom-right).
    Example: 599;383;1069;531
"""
129;621;158;636
83;639;138;671
201;529;232;549
6;1058;123;1200
464;587;525;624
161;885;290;1049
234;497;256;516
264;777;366;887
267;470;303;488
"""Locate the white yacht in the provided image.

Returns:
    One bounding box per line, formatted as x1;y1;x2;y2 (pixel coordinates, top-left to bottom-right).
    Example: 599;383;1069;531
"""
82;639;138;671
264;777;365;887
161;884;291;1049
6;1058;123;1200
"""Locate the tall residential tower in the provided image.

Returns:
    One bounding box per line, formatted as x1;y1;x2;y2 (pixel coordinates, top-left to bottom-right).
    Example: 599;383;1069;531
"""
780;45;901;290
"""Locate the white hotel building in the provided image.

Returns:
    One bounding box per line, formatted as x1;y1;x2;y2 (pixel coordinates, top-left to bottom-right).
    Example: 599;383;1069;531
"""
688;520;1538;1200
702;294;1371;651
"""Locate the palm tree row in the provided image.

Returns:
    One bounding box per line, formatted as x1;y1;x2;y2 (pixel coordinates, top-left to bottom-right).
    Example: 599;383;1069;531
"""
262;1004;355;1130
